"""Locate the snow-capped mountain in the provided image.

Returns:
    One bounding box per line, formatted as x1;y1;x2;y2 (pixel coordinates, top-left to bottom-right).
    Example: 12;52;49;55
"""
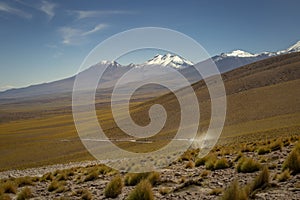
99;60;122;67
1;41;300;98
212;40;300;72
222;50;257;58
278;41;300;54
142;53;193;69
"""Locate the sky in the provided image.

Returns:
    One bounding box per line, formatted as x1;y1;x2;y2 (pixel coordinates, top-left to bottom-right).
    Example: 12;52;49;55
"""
0;0;300;91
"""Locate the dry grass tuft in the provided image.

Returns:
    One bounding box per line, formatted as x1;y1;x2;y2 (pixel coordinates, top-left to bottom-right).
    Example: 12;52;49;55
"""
185;161;195;169
214;158;230;170
17;187;33;200
282;142;300;174
127;180;154;200
159;187;172;195
250;166;269;193
204;155;217;170
241;144;255;153
257;146;271;155
200;170;210;178
221;180;247;200
0;194;11;200
179;149;199;162
48;180;65;192
276;169;290;182
236;157;260;173
195;156;207;167
40;172;53;182
234;152;243;162
75;189;92;200
269;139;283;151
0;181;17;194
209;187;223;195
16;176;34;187
147;172;160;186
84;169;98;182
124;172;160;187
104;175;123;198
124;173;149;186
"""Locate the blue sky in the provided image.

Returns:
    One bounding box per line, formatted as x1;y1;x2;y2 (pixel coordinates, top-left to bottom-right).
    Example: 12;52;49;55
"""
0;0;300;91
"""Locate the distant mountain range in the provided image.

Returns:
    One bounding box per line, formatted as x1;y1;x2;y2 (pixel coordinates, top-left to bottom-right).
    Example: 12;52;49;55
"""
1;41;299;99
212;40;300;72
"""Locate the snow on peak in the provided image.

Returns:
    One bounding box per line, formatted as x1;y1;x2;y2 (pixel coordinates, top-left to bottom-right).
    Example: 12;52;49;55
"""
144;53;193;69
287;41;300;52
99;60;121;67
223;50;256;57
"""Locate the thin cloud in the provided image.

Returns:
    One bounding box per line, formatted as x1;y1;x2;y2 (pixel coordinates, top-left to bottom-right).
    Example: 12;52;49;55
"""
59;26;81;45
39;0;56;19
59;23;107;45
82;24;107;36
0;2;32;19
72;10;136;19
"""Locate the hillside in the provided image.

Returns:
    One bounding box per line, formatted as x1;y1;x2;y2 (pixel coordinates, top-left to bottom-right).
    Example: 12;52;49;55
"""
1;40;299;99
0;52;299;170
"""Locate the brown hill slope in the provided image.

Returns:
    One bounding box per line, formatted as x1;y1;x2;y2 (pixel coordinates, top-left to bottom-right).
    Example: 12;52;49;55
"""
0;52;299;170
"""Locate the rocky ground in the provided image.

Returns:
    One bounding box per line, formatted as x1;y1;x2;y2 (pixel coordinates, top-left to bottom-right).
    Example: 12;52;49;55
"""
0;136;300;200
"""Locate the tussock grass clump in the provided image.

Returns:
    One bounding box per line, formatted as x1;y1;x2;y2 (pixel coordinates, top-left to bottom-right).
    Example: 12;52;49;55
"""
250;166;269;193
124;172;160;186
282;142;300;174
221;180;247;200
63;169;75;177
1;181;17;194
56;185;66;193
127;180;154;200
282;138;291;147
98;165;113;175
185;161;195;169
214;158;230;170
53;170;61;177
74;189;92;200
0;194;11;200
236;157;260;173
209;187;223;195
56;173;68;181
241;144;254;153
84;170;98;182
200;170;210;178
276;169;290;182
196;154;230;170
17;187;33;200
179;149;199;162
269;140;283;151
16;176;34;187
104;175;123;198
257;146;271;155
48;180;61;192
218;148;231;156
124;173;149;186
205;158;216;170
81;189;92;200
234;152;243;162
195;156;207;167
159;187;172;195
40;172;53;182
268;163;277;170
147;172;160;186
203;154;217;170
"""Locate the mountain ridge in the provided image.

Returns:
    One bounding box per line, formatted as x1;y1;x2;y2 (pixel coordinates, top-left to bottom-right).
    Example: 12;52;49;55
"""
0;40;299;98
